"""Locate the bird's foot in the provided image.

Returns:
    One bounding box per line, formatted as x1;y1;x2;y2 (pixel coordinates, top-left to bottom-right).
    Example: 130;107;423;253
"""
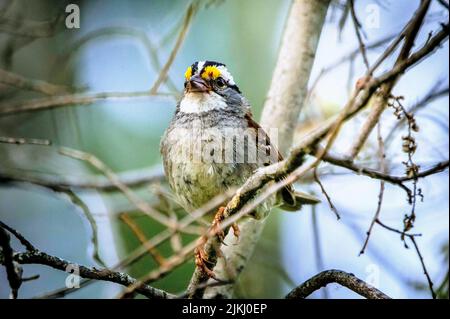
194;235;218;280
194;206;242;279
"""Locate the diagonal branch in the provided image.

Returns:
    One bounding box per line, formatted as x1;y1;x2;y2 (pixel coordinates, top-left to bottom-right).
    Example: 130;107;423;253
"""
149;2;197;94
347;0;432;159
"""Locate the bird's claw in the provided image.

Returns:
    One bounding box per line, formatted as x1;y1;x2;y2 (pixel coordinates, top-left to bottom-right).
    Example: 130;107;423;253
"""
194;243;217;280
231;223;240;238
193;206;241;279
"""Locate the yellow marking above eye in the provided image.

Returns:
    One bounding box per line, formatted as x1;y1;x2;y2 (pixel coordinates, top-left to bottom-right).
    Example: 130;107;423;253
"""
201;65;221;80
184;66;192;80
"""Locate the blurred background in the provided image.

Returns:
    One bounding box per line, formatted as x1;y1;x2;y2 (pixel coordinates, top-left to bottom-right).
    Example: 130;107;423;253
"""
0;0;448;298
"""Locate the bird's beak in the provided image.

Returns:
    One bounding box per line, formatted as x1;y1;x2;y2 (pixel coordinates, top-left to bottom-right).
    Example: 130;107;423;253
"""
186;74;211;93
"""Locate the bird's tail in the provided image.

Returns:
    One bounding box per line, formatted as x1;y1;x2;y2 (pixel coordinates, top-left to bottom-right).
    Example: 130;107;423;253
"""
280;190;320;212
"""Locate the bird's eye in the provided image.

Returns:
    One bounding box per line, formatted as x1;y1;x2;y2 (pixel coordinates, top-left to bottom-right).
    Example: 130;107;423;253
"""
216;77;226;88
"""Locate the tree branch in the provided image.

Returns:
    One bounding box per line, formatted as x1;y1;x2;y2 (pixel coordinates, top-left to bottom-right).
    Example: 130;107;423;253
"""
149;2;197;94
0;136;51;146
318;148;449;185
285;269;391;299
0;227;22;298
0;68;72;95
0;221;175;299
347;0;431;159
0;166;165;192
0;91;176;117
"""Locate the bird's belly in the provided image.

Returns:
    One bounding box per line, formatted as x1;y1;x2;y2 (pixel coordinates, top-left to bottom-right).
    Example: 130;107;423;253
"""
172;161;251;211
162;127;256;211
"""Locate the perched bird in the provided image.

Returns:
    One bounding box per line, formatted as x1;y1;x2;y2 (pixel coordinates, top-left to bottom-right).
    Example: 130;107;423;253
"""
160;61;319;276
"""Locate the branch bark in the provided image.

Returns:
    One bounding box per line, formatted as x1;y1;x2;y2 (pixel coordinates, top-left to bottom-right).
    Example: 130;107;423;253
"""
285;269;391;299
0;221;174;299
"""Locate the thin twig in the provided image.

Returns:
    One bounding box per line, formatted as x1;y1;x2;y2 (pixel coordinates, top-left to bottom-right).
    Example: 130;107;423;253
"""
119;213;167;266
0;166;165;191
59;147;176;229
0;91;175;117
410;236;436;299
349;0;370;69
0;226;22;298
375;219;422;238
53;26;178;93
149;2;197;94
311;205;328;299
319;149;448;186
0;136;51;146
0;12;64;38
359;122;386;255
385;84;449;145
347;0;432;159
0;68;72;95
0;220;36;251
313;167;340;219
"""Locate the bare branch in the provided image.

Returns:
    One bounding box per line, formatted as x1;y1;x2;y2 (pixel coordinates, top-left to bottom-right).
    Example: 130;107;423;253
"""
385;84;449;145
54;26;178;93
437;0;449;10
0;166;165;191
313;168;341;219
0;136;51;146
0;220;36;252
317;148;449;186
359;122;386;255
0;91;176;117
347;0;432;159
119;213;167;267
149;2;197;94
410;236;436;299
0;68;72;95
58;147;176;229
285;269;391;299
349;0;370;69
375;219;422;238
311;205;328;298
0;12;64;38
0;227;22;298
0;221;174;299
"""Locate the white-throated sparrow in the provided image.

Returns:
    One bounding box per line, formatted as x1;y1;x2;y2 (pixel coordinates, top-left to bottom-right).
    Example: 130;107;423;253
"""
160;61;319;276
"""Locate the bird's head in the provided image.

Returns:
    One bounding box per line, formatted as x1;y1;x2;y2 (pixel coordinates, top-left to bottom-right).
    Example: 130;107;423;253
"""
180;61;244;114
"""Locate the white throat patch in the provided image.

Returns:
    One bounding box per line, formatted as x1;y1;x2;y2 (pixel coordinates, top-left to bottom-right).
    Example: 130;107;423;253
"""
179;92;227;113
